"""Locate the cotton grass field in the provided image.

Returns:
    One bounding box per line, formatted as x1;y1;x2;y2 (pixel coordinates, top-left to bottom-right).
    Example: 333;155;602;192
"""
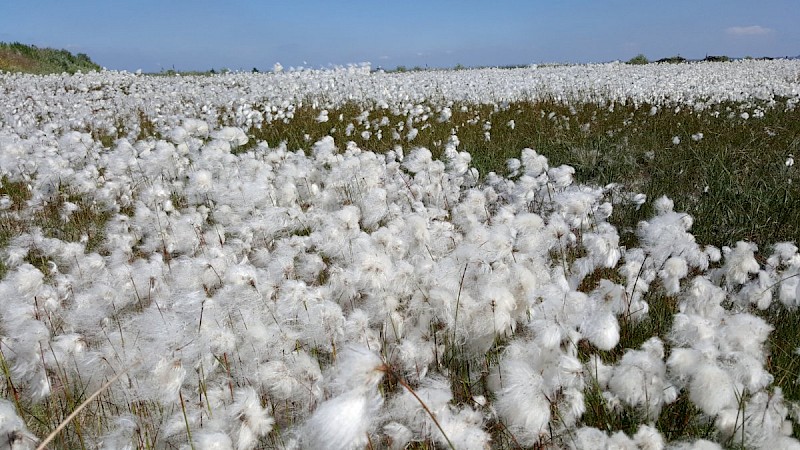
1;60;800;449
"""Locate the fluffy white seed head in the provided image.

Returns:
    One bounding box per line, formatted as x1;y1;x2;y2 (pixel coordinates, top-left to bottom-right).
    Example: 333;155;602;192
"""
689;363;739;416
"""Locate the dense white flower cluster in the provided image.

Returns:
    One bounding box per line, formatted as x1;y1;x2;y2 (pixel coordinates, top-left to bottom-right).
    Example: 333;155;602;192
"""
0;63;799;448
2;59;799;140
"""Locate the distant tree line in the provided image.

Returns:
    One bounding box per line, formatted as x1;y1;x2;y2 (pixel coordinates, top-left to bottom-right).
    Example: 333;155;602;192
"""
626;53;781;65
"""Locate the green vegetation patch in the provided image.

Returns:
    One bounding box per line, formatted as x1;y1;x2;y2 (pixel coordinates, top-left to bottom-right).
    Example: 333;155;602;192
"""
0;42;101;74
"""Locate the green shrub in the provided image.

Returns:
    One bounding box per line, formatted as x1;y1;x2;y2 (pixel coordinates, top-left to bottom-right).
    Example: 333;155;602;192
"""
627;54;650;65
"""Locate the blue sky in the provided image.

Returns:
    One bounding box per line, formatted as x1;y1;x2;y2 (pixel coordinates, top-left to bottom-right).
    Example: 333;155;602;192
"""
1;1;797;72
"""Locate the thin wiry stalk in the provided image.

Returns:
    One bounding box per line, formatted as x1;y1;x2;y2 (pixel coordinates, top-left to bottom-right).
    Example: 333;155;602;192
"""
179;390;195;450
452;262;468;348
386;367;456;450
36;361;139;450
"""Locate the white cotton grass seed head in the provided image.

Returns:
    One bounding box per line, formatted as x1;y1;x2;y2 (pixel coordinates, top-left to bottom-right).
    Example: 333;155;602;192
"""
190;169;214;193
547;164;575;188
520;147;549;176
608;430;636;448
99;414;138;450
299;385;382;450
504;158;522;177
0;399;38;449
152;358;186;404
653;195;674;215
759;436;800;449
383;422;413;450
660;256;689;295
689;363;739;416
435;406;491;450
491;358;551;446
168;126;189;145
767;242;799;267
633;425;665;450
438;107;452;122
718;313;773;355
580;309;620;351
193;431;234;450
183;118;209;137
795;279;800;308
607;337;670;419
705;245;722;263
723;241;760;285
13;263;44;297
211;127;249;147
299;346;387;450
569;427;608;449
230;386;274;450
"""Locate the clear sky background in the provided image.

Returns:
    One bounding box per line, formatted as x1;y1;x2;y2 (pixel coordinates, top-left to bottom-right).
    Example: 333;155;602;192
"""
1;1;797;72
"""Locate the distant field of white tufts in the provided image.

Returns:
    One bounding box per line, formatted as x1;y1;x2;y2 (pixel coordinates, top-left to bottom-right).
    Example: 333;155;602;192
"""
0;61;799;449
1;59;799;140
